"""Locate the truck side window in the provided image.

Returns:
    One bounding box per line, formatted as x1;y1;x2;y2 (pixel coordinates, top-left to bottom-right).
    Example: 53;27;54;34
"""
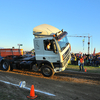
44;40;53;51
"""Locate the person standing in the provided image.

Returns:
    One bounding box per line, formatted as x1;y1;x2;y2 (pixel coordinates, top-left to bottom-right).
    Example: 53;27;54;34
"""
79;56;84;71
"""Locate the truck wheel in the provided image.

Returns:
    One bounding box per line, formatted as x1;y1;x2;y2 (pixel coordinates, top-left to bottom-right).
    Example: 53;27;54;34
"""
41;65;54;77
2;61;11;71
31;64;39;72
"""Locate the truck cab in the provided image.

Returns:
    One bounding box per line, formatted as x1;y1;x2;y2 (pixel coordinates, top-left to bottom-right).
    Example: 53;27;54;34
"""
33;24;71;77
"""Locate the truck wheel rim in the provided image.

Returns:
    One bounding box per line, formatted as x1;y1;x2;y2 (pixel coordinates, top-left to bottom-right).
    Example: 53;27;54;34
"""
43;68;51;76
3;62;8;69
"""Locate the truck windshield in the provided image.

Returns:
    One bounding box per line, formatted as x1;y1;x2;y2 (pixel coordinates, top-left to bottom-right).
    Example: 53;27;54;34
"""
57;32;69;51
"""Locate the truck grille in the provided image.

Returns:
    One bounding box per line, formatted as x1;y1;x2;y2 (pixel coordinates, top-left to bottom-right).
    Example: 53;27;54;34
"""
63;48;70;66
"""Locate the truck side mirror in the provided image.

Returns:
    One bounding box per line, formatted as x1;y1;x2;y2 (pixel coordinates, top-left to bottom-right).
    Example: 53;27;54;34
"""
52;41;57;54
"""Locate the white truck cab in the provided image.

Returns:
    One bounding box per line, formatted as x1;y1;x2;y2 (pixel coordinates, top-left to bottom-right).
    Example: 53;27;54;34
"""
33;24;71;77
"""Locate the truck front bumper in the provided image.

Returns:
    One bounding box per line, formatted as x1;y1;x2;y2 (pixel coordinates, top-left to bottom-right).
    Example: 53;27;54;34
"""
53;55;71;73
54;66;66;72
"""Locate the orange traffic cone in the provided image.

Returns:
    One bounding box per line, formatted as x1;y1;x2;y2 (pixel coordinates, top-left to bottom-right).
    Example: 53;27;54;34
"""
85;68;87;72
27;85;37;99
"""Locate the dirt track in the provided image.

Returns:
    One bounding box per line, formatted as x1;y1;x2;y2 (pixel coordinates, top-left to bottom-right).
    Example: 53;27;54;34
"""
10;69;100;85
0;69;100;100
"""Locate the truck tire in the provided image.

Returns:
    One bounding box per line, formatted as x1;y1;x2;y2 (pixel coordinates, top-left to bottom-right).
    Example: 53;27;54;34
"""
31;64;39;72
1;61;12;71
41;65;54;77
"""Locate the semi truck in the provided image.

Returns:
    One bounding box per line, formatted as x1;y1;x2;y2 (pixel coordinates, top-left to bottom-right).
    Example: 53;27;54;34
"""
0;24;71;77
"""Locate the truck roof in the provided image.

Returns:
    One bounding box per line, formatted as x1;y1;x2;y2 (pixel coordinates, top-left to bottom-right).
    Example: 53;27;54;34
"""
33;24;60;37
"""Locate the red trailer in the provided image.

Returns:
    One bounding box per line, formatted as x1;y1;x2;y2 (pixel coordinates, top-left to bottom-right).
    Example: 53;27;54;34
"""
0;49;23;57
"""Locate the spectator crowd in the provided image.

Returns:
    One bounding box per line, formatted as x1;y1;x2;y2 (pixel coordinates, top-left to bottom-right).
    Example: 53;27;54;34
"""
71;53;100;67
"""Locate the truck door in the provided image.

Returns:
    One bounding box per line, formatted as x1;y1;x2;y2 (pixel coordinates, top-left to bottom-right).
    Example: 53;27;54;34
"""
43;39;59;62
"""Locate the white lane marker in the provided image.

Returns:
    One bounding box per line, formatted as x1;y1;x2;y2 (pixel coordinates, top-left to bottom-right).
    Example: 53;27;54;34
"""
0;80;56;96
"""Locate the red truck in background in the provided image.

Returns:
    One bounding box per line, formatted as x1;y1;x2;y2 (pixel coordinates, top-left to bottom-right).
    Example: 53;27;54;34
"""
0;49;23;57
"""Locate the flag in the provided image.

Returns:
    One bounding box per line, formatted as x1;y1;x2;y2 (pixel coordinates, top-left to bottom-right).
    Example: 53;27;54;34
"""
93;48;95;56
